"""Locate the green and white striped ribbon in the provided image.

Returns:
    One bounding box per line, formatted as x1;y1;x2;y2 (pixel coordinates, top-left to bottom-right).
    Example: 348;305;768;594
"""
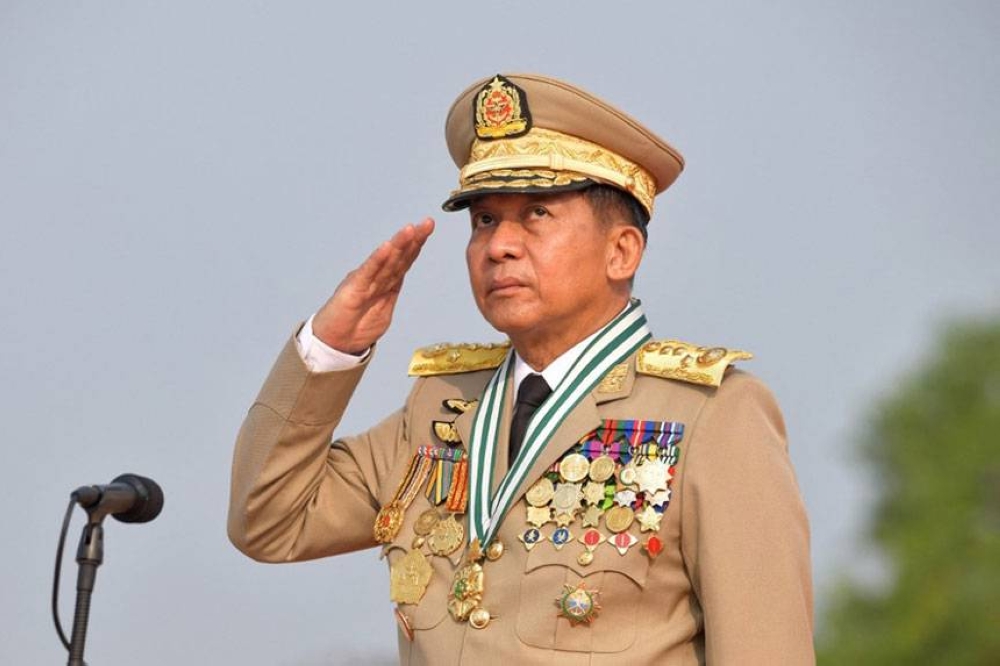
467;300;652;547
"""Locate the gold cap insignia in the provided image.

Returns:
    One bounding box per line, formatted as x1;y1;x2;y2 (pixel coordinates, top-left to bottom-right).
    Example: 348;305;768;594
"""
474;75;531;140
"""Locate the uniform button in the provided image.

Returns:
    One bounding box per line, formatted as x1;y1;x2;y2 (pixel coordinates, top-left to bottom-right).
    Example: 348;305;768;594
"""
469;607;491;629
486;540;504;561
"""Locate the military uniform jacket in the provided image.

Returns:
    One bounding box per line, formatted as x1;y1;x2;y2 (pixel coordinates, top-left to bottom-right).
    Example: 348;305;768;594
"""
228;334;815;665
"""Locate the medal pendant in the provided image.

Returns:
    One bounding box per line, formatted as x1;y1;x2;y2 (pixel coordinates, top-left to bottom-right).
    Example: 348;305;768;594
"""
390;549;434;605
636;504;663;532
611;531;638;555
518;527;542;551
642;534;664;559
558;453;590;483
413;508;441;536
605;505;635;533
589;455;616;483
526;477;555;507
551;526;572;550
448;561;484;622
526;505;552;527
635;459;669;495
427;514;465;556
373;503;404;543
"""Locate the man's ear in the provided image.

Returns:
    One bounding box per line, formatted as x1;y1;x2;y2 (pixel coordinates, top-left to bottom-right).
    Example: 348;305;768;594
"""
606;225;645;283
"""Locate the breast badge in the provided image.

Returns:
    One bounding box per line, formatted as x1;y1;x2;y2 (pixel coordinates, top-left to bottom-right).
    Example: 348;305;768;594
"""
555;582;602;625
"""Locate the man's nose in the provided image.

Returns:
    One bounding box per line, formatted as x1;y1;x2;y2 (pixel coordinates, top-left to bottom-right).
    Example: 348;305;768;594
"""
485;219;524;261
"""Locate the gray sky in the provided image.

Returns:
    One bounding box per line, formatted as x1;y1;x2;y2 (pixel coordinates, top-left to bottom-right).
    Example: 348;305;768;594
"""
2;1;997;663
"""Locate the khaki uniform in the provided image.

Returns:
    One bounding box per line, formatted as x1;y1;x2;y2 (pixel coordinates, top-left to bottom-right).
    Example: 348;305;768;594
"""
228;334;814;665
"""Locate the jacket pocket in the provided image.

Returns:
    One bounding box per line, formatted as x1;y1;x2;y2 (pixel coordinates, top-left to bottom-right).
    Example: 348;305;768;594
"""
514;537;649;653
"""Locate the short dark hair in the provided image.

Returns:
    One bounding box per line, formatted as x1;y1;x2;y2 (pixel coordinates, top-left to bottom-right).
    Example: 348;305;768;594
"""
583;184;650;242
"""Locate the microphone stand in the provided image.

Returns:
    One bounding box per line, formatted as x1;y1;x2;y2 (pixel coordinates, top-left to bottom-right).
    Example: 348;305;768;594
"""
68;512;105;666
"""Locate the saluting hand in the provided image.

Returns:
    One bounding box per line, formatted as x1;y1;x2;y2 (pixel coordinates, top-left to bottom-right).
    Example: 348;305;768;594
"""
312;218;435;355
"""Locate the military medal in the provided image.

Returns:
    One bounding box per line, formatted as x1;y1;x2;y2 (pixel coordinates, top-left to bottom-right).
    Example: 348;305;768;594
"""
642;534;664;559
374;454;434;544
618;462;639;486
447;561;484;622
526;477;555;507
582;480;606;506
555;582;601;625
581;504;602;528
427;514;465;556
558;453;590;483
604;505;634;533
413;508;440;536
648;487;672;508
588;455;616;483
614;488;637;508
518;527;542;551
611;531;638;555
485;540;505;561
389;549;434;605
373;502;405;544
635;504;663;532
577;528;605;566
551;526;572;550
526;505;552;527
551;482;583;525
635;459;670;495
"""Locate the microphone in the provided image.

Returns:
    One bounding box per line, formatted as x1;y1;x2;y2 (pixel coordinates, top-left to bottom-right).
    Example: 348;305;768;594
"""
72;473;164;524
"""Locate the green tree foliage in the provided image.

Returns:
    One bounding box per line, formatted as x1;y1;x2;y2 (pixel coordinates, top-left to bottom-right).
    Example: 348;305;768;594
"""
817;317;1000;665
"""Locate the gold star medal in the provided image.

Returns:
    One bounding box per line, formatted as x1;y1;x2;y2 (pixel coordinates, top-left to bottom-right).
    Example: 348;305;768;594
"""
636;504;663;532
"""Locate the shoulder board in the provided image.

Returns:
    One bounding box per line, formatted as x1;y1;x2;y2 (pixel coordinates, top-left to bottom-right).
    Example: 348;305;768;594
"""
408;342;511;377
636;339;753;388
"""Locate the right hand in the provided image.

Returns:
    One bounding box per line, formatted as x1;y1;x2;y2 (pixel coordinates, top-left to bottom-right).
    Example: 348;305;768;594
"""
312;218;435;355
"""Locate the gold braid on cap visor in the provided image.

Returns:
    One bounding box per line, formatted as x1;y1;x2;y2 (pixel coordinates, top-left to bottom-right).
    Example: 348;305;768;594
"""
451;128;657;216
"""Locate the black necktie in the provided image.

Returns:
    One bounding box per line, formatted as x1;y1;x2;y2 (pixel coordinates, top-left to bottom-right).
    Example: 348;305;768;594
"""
509;373;552;463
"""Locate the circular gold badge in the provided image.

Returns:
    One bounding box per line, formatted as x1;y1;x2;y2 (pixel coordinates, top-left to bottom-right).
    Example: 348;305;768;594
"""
427;514;465;556
413;508;441;536
526;477;555;507
589;455;616;483
559;453;590;483
605;505;635;533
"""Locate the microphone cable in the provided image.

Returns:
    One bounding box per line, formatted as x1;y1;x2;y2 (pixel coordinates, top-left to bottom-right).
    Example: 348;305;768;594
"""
51;494;77;651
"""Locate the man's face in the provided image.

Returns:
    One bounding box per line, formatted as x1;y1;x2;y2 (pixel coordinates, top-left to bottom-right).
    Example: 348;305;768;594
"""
465;190;624;349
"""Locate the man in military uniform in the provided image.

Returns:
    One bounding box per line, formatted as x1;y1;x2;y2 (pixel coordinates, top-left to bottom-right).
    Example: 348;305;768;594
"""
229;73;815;664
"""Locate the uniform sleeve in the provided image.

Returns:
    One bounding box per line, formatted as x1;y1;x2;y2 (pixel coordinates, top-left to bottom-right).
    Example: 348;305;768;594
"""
228;333;415;563
678;371;815;665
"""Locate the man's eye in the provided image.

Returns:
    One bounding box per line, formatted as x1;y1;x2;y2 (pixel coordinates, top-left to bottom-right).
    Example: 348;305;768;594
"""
472;213;495;228
531;206;549;218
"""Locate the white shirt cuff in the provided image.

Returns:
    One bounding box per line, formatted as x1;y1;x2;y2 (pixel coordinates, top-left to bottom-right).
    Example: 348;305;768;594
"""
295;314;370;372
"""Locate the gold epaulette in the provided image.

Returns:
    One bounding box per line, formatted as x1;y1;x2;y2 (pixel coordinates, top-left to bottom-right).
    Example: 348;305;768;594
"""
636;339;753;388
408;342;510;377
